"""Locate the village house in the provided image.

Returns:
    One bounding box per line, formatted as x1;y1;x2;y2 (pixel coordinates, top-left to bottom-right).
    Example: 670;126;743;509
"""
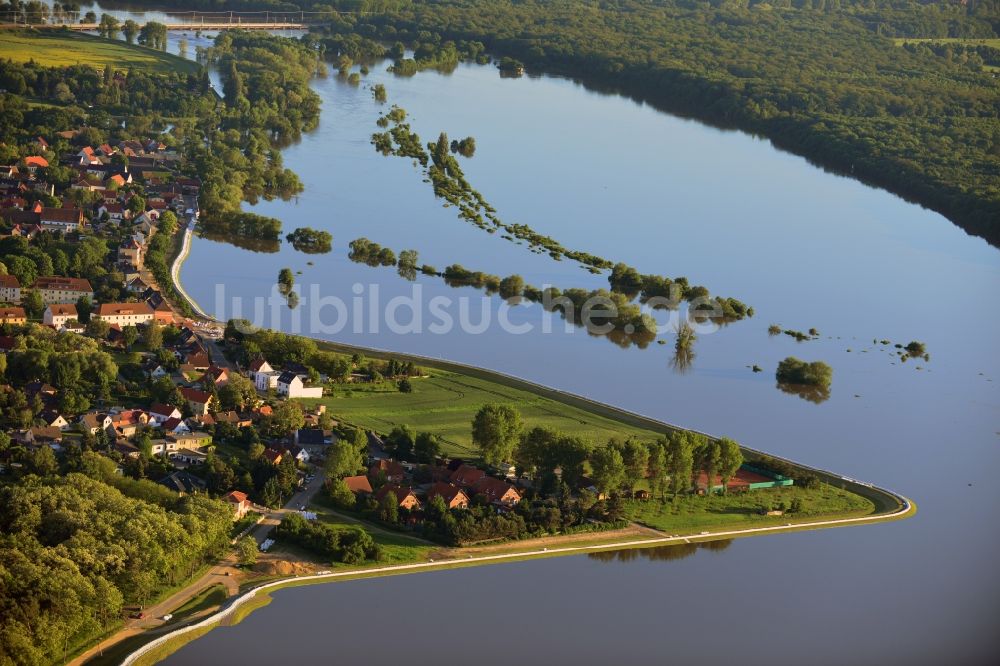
43;303;77;328
262;447;284;466
79;411;113;435
159;417;191;435
35;276;93;304
342;475;373;495
0;274;20;303
369;459;406;484
0;307;26;325
213;411;253;428
204;365;229;386
148;403;182;425
276;371;323;398
39;410;70;430
93;302;154;326
25;426;64;448
249;358;280;391
98;202;126;223
449;464;487;488
375;484;422;511
168;431;212;451
426;483;471;510
159;470;206;494
39;207;84;233
109;409;149;438
171;448;208;466
224;490;252;520
179;387;213;415
471;476;522;507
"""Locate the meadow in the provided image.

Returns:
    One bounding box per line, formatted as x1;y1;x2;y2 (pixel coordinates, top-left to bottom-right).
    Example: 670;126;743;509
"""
301;369;664;457
0;30;198;74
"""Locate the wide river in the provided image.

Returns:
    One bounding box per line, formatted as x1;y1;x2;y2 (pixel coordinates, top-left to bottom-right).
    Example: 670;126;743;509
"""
65;3;1000;663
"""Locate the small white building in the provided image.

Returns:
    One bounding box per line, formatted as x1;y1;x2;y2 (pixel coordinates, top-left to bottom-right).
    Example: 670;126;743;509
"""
277;371;323;399
249;359;280;392
43;303;78;328
0;274;21;303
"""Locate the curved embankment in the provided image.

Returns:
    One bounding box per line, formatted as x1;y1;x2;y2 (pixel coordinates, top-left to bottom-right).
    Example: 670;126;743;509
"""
122;492;913;666
169;222;211;320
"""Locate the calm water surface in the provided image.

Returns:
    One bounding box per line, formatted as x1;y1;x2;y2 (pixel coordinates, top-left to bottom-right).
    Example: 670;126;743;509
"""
66;5;1000;663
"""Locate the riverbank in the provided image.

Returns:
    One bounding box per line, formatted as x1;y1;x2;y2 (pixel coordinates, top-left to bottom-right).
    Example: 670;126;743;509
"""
169;221;211;319
121;492;914;666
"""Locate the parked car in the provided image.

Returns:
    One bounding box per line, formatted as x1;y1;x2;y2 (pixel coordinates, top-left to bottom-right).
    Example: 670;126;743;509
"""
130;612;145;619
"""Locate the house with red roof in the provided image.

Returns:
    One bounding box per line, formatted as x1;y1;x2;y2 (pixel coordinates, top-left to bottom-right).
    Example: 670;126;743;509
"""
449;464;486;488
426;483;470;510
374;484;422;511
0;274;20;303
22;156;48;172
369;459;406;484
179;386;214;415
224;490;252;519
342;475;373;495
471;476;522;507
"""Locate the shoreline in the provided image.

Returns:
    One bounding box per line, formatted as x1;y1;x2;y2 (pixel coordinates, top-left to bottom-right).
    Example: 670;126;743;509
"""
121;496;915;666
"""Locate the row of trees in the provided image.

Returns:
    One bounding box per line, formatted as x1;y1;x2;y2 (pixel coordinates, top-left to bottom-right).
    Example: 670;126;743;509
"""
472;403;745;497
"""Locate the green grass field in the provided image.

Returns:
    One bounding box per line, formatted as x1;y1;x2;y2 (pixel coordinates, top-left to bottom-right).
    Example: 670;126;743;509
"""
625;484;874;533
310;498;434;565
0;30;198;74
169;584;228;623
301;370;663;457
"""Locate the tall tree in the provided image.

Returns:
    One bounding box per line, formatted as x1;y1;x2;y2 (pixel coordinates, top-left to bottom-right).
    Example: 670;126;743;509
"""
647;440;667;499
666;431;695;497
590;446;625;496
717;437;744;494
621;439;650;494
471;403;523;467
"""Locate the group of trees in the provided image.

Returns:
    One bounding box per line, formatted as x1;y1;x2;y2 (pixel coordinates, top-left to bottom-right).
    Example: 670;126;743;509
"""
0;468;231;664
472;403;745;497
274;512;383;564
286;226;333;254
775;356;834;403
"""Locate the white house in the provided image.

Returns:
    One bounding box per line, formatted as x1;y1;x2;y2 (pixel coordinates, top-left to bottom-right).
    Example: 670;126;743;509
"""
39;207;84;233
149;403;182;426
43;303;78;328
94;302;154;326
35;276;93;304
79;412;113;435
276;371;323;399
249;358;280;392
0;274;21;303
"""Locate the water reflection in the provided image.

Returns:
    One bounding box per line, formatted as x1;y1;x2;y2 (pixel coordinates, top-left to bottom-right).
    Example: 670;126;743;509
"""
776;381;831;404
200;231;280;253
589;539;734;563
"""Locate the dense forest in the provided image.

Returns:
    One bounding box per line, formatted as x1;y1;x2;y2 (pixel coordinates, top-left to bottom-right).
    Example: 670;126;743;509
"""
124;0;1000;245
0;467;232;664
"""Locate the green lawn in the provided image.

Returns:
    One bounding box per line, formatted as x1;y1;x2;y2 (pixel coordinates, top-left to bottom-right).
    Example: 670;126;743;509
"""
626;484;875;534
311;503;434;566
169;584;228;623
0;30;198;74
301;370;662;457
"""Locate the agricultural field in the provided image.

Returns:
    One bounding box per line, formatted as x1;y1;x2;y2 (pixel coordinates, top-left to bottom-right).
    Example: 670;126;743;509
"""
301;369;664;457
0;30;198;74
